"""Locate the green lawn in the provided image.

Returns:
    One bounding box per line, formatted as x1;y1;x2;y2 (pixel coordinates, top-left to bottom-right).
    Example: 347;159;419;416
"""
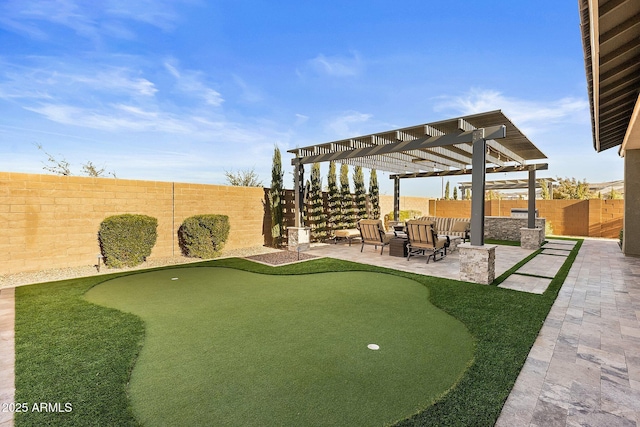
14;239;582;426
84;268;474;426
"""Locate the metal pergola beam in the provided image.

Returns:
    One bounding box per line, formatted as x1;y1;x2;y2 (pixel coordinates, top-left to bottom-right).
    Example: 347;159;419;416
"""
389;163;549;179
458;177;556;191
291;125;507;166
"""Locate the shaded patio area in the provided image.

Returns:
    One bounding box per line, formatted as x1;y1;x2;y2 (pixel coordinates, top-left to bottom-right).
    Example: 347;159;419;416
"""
308;238;580;294
307;238;539;286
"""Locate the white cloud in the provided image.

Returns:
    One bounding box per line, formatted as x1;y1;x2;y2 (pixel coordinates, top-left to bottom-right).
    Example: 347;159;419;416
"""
24;103;194;133
0;63;157;102
325;111;373;137
76;69;158;97
0;0;186;42
433;88;589;135
307;52;363;77
295;114;309;125
232;75;263;104
164;61;224;106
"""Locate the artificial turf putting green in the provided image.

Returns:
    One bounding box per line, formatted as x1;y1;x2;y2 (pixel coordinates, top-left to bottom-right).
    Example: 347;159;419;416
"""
84;267;474;426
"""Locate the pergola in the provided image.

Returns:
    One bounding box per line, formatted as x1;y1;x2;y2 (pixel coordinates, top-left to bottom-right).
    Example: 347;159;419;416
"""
288;110;548;246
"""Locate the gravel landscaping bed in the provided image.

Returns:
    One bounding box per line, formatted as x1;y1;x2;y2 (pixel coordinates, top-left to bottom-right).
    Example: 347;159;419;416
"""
0;245;282;288
245;250;318;265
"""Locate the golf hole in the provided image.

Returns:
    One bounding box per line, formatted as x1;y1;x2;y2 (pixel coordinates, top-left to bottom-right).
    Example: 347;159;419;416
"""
367;344;380;350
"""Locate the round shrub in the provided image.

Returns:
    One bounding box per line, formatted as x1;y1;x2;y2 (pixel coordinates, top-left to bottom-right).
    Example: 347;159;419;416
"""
99;214;158;268
178;214;230;259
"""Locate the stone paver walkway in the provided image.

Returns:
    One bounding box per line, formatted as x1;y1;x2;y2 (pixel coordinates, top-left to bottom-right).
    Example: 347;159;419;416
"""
496;239;640;427
499;239;576;294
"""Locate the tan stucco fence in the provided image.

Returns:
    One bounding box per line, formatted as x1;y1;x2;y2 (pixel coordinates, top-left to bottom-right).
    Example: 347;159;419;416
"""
0;172;623;275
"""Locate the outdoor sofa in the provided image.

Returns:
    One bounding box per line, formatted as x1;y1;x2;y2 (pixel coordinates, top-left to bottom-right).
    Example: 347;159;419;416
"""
417;216;470;242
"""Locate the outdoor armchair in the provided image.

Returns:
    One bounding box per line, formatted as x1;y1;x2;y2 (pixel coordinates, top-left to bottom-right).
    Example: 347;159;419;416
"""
356;219;394;255
405;219;447;263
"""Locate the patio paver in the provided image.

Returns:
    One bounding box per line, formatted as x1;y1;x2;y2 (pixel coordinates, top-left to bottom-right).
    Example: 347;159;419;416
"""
517;253;567;278
496;239;640;427
499;274;552;294
307;241;536;281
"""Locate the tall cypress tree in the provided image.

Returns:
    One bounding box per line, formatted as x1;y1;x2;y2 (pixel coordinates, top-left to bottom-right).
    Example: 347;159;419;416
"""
369;169;380;219
340;164;355;229
353;166;367;220
540;179;550;200
307;163;327;241
269;146;284;247
326;161;340;235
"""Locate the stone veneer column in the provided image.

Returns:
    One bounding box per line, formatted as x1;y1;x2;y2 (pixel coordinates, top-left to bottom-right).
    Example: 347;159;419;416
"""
458;243;497;285
520;227;544;250
287;227;311;252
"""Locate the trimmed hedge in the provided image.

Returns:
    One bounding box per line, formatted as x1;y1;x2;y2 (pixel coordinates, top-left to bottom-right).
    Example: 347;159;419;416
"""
178;214;230;259
98;214;158;268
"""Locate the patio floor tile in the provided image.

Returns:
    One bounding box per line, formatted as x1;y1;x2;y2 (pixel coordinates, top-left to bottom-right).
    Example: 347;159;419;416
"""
497;239;640;427
499;274;552;294
517;253;567;278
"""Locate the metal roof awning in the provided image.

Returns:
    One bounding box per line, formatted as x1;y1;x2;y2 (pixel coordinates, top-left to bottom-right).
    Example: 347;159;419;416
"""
288;110;547;176
579;0;640;153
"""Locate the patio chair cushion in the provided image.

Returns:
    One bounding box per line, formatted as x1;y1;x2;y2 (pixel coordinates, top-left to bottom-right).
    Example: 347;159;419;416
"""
450;220;469;232
334;229;360;239
448;219;470;240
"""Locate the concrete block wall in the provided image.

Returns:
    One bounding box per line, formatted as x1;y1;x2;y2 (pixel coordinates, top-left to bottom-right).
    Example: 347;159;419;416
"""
0;171;625;275
428;199;622;238
379;195;431;220
428;200;471;218
0;172;268;275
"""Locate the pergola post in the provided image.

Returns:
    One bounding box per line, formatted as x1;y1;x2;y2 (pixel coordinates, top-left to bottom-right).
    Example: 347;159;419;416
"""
289;161;310;252
459;128;497;285
528;167;536;229
393;176;400;221
520;165;544;249
470;129;486;246
293;161;304;228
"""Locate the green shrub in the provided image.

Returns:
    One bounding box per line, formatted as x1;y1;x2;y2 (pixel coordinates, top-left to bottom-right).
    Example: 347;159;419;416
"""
386;210;422;221
383;210;422;230
99;214;158;268
178;214;230;258
620;229;624;248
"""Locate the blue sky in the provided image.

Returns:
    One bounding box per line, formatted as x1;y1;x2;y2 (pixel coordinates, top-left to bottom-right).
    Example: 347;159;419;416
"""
0;0;623;197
